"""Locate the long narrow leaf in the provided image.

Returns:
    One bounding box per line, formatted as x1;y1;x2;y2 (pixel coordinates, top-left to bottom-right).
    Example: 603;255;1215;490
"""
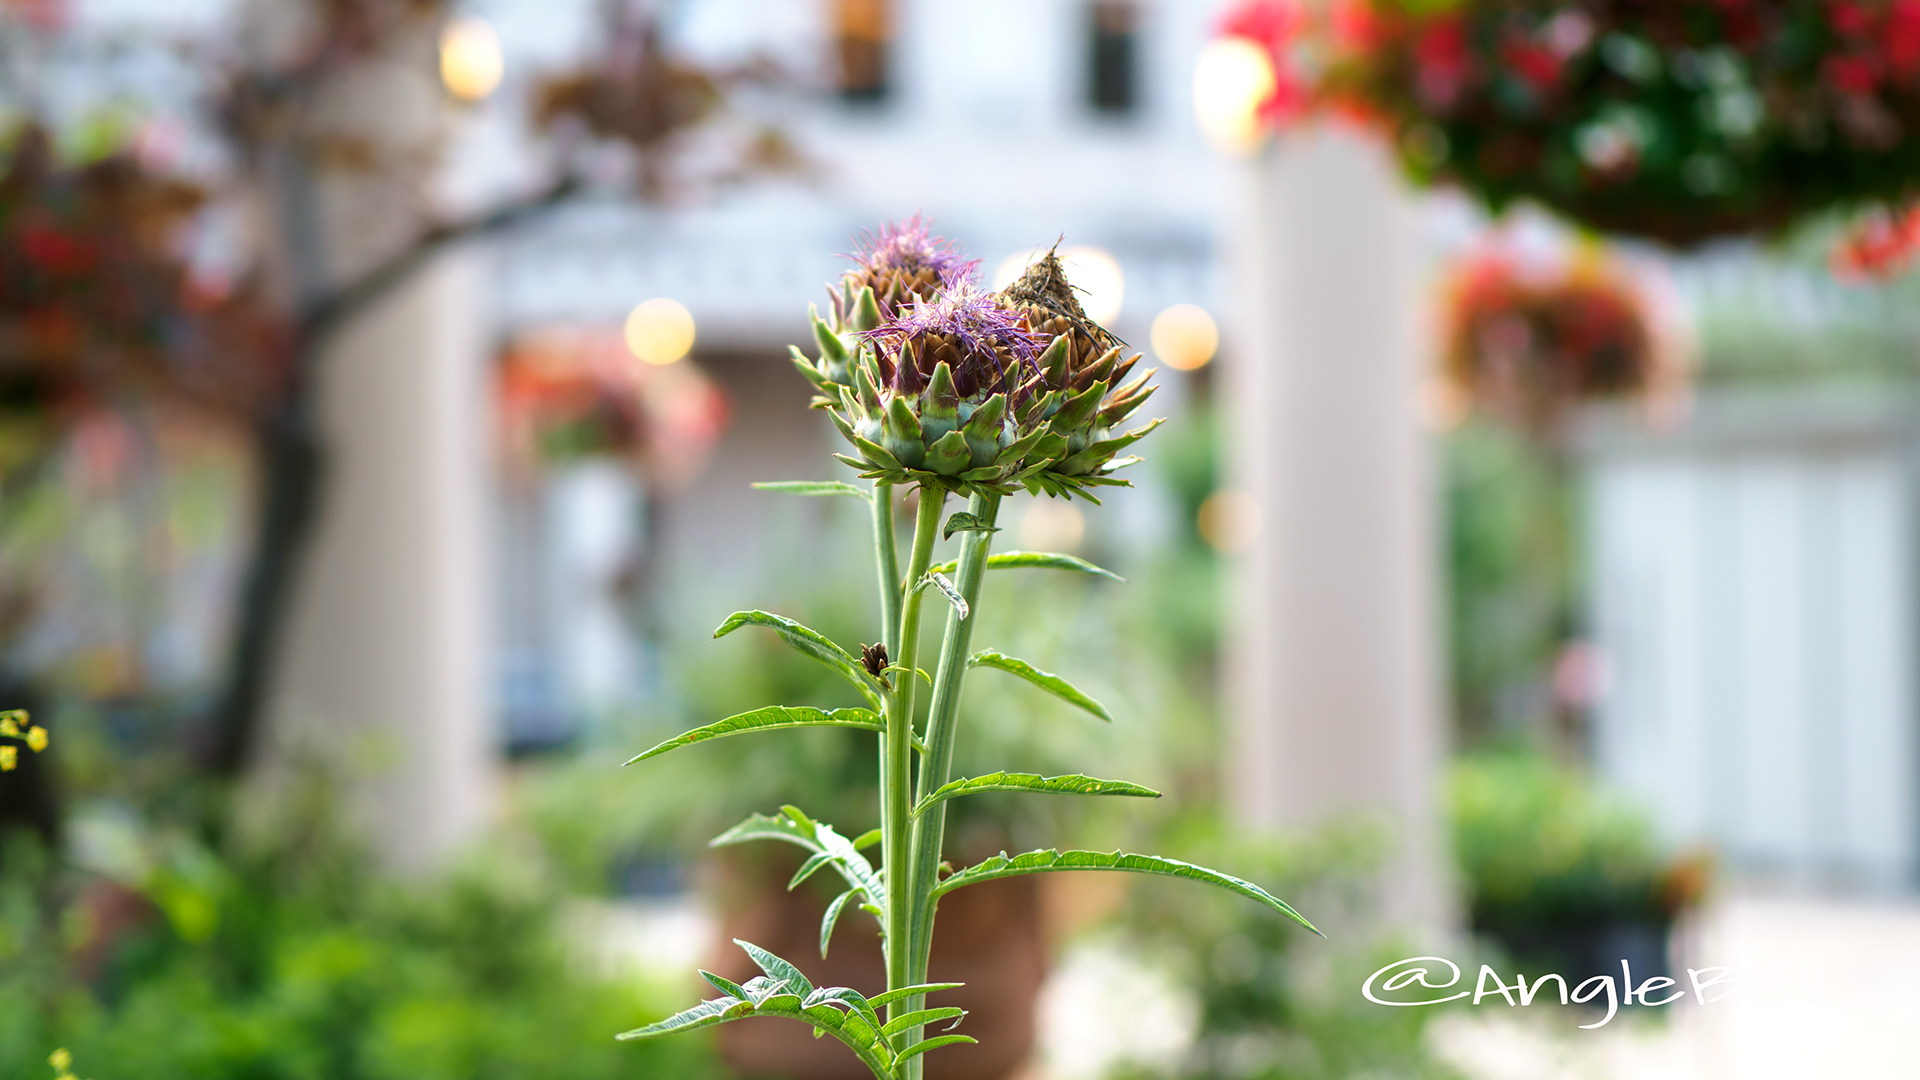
933;849;1321;937
896;1035;979;1063
929;550;1125;582
713;611;882;707
967;650;1112;722
624;706;881;765
913;771;1161;817
616;996;751;1040
752;480;873;501
881;1007;966;1039
820;889;856;958
867;982;964;1011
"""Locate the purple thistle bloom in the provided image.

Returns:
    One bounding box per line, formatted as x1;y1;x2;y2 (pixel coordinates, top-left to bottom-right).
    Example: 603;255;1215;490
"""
850;215;979;286
863;284;1047;399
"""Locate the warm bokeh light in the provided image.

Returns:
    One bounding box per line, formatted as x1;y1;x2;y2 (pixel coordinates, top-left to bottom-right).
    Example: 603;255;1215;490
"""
1197;489;1259;553
1019;499;1086;554
1193;37;1276;153
1149;303;1220;371
993;246;1126;326
440;17;504;102
624;298;696;366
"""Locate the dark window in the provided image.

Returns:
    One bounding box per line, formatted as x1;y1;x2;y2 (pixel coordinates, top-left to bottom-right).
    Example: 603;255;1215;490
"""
1087;1;1138;114
837;0;892;104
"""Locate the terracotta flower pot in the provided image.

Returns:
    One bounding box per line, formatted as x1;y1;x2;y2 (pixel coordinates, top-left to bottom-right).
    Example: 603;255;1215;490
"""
707;853;1044;1080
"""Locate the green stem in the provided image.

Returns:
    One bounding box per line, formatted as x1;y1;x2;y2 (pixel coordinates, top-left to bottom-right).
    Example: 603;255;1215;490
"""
898;491;1000;1073
884;485;944;1043
874;483;902;659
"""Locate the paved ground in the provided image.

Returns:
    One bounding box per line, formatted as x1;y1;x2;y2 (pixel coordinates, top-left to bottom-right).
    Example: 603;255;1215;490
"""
1432;892;1920;1080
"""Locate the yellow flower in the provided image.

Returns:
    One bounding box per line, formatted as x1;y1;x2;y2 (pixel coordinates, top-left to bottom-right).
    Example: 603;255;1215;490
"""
26;726;47;753
49;1048;72;1072
1;745;16;771
0;717;16;738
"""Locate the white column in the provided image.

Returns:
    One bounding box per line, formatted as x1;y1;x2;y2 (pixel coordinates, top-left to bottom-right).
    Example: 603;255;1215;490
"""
1221;125;1446;930
251;9;497;871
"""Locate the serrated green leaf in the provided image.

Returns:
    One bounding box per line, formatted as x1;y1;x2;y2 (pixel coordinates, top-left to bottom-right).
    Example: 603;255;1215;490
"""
752;480;873;501
967;650;1112;722
896;1034;979;1063
942;511;1002;540
620;945;894;1075
736;938;816;998
714;611;881;707
933;849;1321;936
867;982;963;1010
928;549;1125;582
880;1006;966;1038
700;970;755;1002
624;705;882;765
711;811;884;921
615;995;752;1040
913;771;1161;817
789;851;835;890
820;888;857;958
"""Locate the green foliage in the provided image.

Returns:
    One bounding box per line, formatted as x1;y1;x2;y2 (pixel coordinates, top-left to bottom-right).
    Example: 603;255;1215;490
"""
1113;823;1464;1080
616;939;970;1079
1450;749;1703;940
623;705;882;765
934;848;1319;937
929;549;1125;581
0;814;721;1080
966;650;1113;722
914;772;1160;817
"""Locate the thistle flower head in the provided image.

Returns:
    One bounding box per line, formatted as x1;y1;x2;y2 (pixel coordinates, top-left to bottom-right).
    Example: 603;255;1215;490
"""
864;284;1045;401
841;215;980;320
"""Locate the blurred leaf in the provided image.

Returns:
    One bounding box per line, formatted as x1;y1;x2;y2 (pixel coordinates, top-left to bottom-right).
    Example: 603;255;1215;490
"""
752;480;873;501
967;650;1111;722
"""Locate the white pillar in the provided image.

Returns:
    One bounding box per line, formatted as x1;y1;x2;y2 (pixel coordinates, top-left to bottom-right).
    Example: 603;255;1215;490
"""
1221;125;1447;930
251;9;497;870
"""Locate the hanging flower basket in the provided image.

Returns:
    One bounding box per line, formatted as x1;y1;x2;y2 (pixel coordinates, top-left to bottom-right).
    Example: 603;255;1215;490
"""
1439;245;1679;434
1308;1;1920;245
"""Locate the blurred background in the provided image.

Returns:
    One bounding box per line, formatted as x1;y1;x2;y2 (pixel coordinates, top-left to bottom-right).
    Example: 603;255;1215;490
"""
3;1;1919;1078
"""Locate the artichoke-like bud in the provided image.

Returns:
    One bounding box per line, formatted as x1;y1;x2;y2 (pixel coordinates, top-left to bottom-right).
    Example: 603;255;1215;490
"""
792;217;979;408
998;250;1162;500
829;285;1053;494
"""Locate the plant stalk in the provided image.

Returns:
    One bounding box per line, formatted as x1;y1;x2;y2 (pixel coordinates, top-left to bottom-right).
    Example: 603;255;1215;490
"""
873;482;901;659
883;485;944;1042
898;491;1000;1073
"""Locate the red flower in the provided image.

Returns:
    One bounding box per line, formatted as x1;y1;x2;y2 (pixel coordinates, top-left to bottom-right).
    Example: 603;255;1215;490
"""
1414;15;1476;109
1214;0;1313;126
1832;203;1920;280
16;222;94;275
1829;1;1874;38
1886;1;1920;77
1825;53;1880;95
1500;32;1564;95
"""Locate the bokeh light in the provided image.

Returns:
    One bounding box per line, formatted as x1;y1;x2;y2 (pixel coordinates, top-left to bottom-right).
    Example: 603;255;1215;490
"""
1197;489;1259;553
1149;303;1220;371
440;17;504;102
1019;500;1086;553
1193;37;1275;153
993;246;1126;326
624;298;696;366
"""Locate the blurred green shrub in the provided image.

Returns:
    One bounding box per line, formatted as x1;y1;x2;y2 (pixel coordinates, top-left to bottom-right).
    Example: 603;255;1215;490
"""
1113;819;1463;1080
1450;751;1708;955
0;791;722;1080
